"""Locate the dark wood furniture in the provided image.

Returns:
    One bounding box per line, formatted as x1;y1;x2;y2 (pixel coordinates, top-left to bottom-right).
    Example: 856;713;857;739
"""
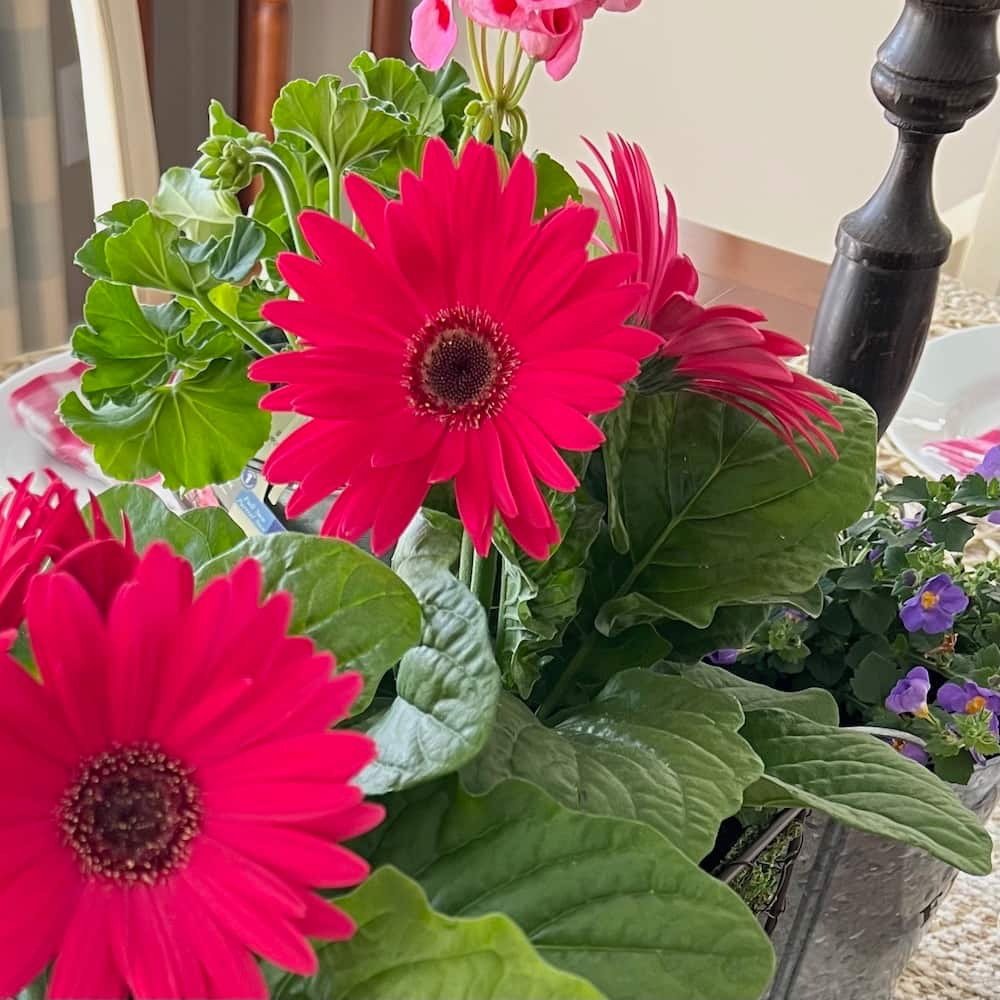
809;0;1000;435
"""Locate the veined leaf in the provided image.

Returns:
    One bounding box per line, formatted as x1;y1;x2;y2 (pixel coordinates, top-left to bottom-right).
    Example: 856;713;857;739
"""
358;777;775;1000
268;867;605;1000
75;199;150;280
355;511;500;794
463;669;763;861
152;166;241;243
197;533;422;712
741;708;993;874
534;152;582;218
351;52;444;134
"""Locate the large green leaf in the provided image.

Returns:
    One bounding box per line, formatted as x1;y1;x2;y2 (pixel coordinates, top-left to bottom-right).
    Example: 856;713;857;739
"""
75;199;150;280
741;708;993;874
151;166;241;243
599;389;876;630
269;867;604;1000
680;662;840;726
359;778;775;1000
104;212;218;295
197;533;421;712
660;604;769;663
92;484;243;565
272;75;408;182
61;357;269;490
355;512;500;795
463;669;762;861
351;52;444;134
495;492;603;697
533;152;582;218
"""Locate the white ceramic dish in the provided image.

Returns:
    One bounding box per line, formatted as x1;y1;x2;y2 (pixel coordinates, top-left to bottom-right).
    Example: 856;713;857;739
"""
0;351;105;495
887;324;1000;477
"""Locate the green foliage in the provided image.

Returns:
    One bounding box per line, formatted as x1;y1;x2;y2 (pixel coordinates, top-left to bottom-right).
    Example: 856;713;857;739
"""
355;513;500;795
90;485;243;565
463;670;762;861
533;152;582;218
197;534;422;712
741;708;993;874
357;778;775;1000
151;166;241;243
270;867;605;1000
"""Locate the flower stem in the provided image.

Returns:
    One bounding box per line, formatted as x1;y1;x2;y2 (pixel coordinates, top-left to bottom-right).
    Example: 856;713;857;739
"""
495;563;512;660
479;27;494;97
467;19;492;99
197;295;278;357
537;632;595;720
459;532;475;588
252;148;309;258
471;545;498;613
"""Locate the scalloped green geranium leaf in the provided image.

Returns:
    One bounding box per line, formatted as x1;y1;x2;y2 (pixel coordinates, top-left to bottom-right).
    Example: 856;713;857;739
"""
272;75;408;182
197;533;422;713
351;51;444;134
534;152;582;218
74;199;150;280
152;166;241;243
61;357;269;490
462;669;762;861
354;511;500;794
598;389;876;630
90;484;244;565
268;866;605;1000
356;777;774;1000
740;708;993;874
207;216;284;283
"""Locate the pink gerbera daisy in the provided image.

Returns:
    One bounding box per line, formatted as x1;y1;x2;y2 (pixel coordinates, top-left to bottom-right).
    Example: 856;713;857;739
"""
0;535;382;999
581;135;841;464
0;473;100;631
252;139;655;559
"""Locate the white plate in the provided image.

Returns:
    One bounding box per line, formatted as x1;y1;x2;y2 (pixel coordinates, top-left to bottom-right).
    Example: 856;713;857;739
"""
0;351;105;495
887;324;1000;478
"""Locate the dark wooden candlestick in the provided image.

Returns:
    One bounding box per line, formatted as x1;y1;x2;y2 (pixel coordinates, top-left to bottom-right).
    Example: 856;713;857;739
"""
808;0;1000;436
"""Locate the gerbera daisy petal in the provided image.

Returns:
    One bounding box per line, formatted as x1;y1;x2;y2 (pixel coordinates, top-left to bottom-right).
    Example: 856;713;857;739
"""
516;369;625;414
48;887;124;1000
510;394;607;451
261;139;644;556
298;893;358;941
345;171;390;246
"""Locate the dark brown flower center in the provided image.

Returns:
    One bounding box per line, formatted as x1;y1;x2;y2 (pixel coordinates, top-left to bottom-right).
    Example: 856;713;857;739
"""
405;306;519;429
60;742;202;884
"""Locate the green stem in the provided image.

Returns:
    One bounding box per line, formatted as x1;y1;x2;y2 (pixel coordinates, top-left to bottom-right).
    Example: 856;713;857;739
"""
198;295;278;357
495;564;511;659
467;19;492;99
507;58;537;108
329;166;343;221
506;44;525;98
459;532;475;588
253;148;309;257
479;26;494;97
496;32;508;99
471;545;498;613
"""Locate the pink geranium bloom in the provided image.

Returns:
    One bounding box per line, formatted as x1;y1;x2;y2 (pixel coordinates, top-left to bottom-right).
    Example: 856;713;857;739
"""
581;135;841;464
0;537;382;999
253;139;654;560
0;473;102;632
410;0;458;71
520;6;586;80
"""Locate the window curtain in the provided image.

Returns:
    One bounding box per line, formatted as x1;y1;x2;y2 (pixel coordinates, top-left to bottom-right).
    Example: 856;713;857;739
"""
0;0;68;363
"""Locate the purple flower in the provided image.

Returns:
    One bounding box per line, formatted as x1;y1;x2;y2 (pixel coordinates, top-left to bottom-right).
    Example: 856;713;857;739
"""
891;739;930;766
886;666;932;717
899;574;969;634
988;511;1000;525
937;681;1000;737
900;513;934;544
706;649;740;666
974;445;1000;480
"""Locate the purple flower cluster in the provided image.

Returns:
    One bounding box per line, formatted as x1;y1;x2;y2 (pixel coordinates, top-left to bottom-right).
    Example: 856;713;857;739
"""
938;680;1000;737
886;666;931;717
899;574;968;634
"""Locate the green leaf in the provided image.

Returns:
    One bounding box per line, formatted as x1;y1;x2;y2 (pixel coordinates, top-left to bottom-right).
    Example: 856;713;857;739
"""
463;669;763;861
354;512;500;795
197;533;421;712
600;389;876;628
75;200;150;280
660;604;768;662
495;492;603;697
569;624;673;691
415;59;477;142
91;484;244;565
104;213;219;295
272;75;408;182
152;166;241;243
933;752;976;785
359;777;775;1000
533;152;582;218
848;589;898;634
929;516;976;553
850;651;901;704
60;357;270;490
208;216;282;283
271;866;605;1000
741;708;993;874
350;52;444;134
680;662;840;726
883;476;932;503
206;98;250;140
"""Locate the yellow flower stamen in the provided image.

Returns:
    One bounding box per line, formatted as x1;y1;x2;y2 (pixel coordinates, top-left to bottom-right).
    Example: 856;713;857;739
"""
965;696;987;714
920;591;939;610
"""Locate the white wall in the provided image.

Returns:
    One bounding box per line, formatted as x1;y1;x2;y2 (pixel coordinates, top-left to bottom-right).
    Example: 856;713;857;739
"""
290;0;373;81
521;1;1000;262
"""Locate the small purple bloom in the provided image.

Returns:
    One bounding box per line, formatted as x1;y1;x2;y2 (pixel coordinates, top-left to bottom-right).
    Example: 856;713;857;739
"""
783;608;807;622
867;547;883;563
900;514;934;544
937;681;1000;737
886;666;932;717
895;740;930;766
974;445;1000;481
706;649;740;666
899;573;969;634
988;511;1000;525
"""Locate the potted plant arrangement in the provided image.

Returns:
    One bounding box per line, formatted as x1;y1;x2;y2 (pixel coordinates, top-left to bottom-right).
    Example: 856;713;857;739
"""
1;3;994;998
728;454;1000;999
